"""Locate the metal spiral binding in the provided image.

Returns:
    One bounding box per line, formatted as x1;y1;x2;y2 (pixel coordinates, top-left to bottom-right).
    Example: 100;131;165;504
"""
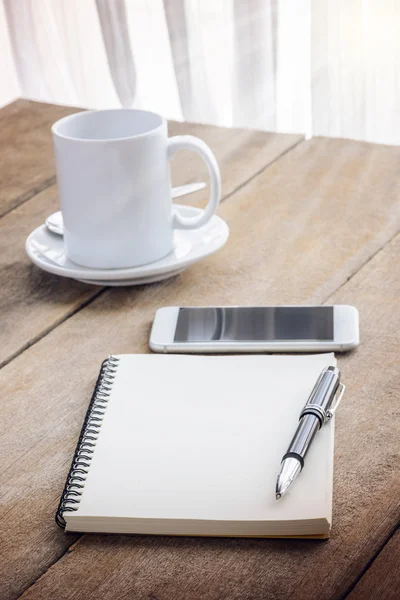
55;355;120;528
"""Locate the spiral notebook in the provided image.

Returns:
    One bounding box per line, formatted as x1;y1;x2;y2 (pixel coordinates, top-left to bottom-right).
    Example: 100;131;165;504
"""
56;353;336;538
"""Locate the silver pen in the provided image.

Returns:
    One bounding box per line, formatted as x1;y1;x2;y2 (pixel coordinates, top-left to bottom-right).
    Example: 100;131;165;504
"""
276;366;345;499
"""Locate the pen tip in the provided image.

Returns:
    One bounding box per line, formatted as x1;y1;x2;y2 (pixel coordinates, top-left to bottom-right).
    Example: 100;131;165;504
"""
276;493;281;500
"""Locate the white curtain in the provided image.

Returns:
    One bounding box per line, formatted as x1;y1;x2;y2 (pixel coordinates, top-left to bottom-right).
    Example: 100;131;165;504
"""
1;0;399;144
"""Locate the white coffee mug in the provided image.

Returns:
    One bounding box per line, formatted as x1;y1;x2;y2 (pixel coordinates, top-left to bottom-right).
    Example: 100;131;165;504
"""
52;109;221;269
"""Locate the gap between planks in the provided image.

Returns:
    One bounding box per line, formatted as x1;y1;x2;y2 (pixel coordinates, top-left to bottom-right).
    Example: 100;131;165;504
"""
0;288;105;370
318;226;400;304
0;176;57;220
220;137;304;204
341;523;400;599
0;137;305;372
14;227;400;600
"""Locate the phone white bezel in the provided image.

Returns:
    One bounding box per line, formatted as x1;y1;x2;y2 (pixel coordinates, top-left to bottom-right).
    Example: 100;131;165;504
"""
149;305;359;353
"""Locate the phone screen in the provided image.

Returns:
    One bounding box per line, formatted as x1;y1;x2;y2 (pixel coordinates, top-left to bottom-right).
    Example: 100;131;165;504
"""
174;307;334;343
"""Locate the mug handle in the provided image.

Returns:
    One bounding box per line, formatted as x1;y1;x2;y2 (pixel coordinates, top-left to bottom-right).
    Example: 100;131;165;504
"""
167;135;221;229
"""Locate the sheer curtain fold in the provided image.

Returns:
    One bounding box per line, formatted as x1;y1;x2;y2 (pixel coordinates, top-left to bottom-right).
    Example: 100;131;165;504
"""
163;0;196;122
95;0;136;108
312;0;400;144
1;0;400;144
0;0;307;130
2;0;122;108
232;0;277;130
0;0;20;105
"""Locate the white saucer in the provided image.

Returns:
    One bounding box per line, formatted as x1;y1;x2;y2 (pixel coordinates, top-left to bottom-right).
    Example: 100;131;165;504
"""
75;268;185;287
25;205;229;285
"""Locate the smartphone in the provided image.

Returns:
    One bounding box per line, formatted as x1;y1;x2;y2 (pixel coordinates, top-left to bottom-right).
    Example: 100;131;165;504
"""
149;305;359;353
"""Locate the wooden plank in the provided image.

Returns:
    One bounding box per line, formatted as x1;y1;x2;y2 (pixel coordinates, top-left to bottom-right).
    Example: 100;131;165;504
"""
0;113;300;369
347;529;400;599
0;184;100;368
164;119;302;206
1;136;400;599
0;100;81;217
12;230;400;600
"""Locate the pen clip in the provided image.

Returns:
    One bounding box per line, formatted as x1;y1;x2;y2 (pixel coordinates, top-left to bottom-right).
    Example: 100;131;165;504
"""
326;383;345;420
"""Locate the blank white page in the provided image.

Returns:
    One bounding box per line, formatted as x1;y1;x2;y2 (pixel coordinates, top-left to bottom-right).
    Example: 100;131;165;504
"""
71;353;335;529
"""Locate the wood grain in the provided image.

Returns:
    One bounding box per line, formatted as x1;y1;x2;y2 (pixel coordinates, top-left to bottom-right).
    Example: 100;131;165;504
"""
0;184;100;369
166;119;301;205
0;101;301;368
347;528;400;599
9;230;400;600
1;135;400;599
0;100;81;217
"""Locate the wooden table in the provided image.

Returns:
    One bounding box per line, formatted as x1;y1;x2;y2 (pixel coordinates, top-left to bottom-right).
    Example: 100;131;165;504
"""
1;100;399;600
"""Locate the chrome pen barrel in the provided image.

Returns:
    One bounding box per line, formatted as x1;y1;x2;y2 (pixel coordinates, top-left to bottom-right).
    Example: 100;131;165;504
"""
300;366;340;426
282;367;341;466
276;365;345;499
283;415;320;467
